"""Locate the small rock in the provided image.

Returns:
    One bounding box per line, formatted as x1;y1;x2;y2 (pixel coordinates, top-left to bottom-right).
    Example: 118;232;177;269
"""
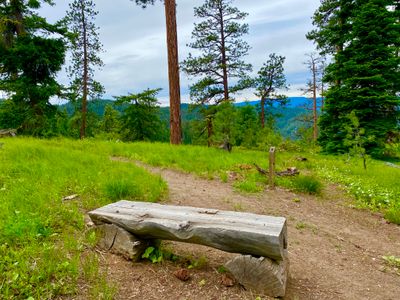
220;274;235;287
62;194;79;201
173;269;190;281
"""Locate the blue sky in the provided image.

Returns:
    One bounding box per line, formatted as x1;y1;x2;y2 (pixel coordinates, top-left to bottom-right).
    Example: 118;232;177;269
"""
40;0;321;105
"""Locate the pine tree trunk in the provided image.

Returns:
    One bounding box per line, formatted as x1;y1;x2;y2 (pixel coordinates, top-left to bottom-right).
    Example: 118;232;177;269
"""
164;0;182;144
218;6;229;101
207;116;213;147
312;61;317;141
80;1;88;140
261;97;266;128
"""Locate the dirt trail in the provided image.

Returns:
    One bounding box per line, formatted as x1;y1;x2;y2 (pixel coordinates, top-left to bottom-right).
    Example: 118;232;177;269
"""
103;161;400;300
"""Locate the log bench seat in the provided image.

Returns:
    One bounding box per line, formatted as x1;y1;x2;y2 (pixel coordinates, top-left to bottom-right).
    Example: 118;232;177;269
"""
89;200;289;297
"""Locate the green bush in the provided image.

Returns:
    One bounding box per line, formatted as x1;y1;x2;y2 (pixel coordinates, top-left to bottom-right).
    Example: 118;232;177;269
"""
291;175;323;195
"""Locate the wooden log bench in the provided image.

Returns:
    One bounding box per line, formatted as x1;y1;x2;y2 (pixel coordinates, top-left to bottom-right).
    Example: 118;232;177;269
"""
89;200;289;297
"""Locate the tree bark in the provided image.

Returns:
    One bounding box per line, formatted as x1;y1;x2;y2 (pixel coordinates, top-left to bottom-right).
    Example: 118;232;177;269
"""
260;97;265;128
218;5;229;101
164;0;182;144
80;0;88;140
312;60;317;141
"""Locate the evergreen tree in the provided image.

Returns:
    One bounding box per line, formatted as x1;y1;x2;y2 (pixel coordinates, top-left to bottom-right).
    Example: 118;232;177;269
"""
0;0;66;135
235;104;259;148
254;53;288;128
182;0;252;104
309;0;400;155
65;0;104;139
212;101;237;151
115;88;164;141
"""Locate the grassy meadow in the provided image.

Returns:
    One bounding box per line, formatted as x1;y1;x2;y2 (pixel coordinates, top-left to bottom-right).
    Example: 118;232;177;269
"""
0;137;399;299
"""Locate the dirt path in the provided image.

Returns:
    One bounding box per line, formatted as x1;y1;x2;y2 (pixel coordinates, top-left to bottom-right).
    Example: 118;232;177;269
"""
103;162;400;300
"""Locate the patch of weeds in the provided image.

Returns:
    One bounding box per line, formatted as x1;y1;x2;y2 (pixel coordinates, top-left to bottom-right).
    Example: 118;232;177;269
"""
81;253;117;300
233;179;263;193
233;202;244;211
382;256;400;268
141;244;179;264
187;255;208;270
291;175;323;195
103;179;141;201
198;279;207;286
217;265;228;274
384;206;400;225
382;256;400;276
219;172;228;183
295;221;318;234
295;221;307;230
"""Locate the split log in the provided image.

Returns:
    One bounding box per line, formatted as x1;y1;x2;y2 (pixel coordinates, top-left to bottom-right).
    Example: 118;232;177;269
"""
89;200;287;261
0;129;16;138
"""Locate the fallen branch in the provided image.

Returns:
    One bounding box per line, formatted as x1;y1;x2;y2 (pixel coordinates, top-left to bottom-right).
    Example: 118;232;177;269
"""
254;164;300;177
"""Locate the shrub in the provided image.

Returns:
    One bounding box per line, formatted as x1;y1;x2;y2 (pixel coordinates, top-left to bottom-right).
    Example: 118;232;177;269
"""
291;175;323;195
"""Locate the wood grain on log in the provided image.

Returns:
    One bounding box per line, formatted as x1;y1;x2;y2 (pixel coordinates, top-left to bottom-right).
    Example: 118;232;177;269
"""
225;254;289;297
89;201;287;261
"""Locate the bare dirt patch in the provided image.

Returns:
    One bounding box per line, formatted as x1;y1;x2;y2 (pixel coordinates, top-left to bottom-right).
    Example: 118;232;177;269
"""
99;160;400;300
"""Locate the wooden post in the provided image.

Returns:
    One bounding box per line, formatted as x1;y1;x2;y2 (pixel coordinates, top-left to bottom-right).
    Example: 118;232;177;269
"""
269;147;276;189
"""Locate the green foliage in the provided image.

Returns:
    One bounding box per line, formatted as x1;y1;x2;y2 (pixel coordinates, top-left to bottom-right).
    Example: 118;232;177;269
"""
384;205;400;225
313;0;400;155
181;0;252;104
0;138;167;298
0;1;67;136
382;255;400;268
344;111;374;169
141;244;178;264
235;104;259;148
212;101;237;148
291;175;324;195
115;88;165;142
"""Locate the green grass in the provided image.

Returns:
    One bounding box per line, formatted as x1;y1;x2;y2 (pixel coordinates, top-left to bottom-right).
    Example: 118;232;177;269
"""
108;141;400;223
0;137;399;298
0;138;167;299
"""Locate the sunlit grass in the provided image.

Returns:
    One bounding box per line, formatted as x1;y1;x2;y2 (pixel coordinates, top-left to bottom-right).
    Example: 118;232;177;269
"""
0;137;167;299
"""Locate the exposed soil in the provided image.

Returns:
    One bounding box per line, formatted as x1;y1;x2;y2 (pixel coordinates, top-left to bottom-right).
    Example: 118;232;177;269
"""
99;160;400;300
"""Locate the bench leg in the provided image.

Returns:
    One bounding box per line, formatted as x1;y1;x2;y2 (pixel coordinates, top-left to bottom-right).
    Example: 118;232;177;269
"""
96;224;149;261
225;254;289;298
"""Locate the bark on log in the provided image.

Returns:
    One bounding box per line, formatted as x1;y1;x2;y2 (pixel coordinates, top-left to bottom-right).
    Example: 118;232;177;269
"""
89;200;287;261
254;163;300;177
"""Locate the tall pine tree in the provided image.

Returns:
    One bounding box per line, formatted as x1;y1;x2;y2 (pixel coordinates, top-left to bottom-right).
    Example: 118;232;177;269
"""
182;0;252;104
65;0;104;139
132;0;182;144
254;53;288;128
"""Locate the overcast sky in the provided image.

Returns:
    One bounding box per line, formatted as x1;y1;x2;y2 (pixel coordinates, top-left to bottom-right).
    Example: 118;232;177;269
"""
40;0;320;105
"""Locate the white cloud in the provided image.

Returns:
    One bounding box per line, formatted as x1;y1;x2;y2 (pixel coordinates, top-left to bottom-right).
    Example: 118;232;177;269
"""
40;0;320;103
